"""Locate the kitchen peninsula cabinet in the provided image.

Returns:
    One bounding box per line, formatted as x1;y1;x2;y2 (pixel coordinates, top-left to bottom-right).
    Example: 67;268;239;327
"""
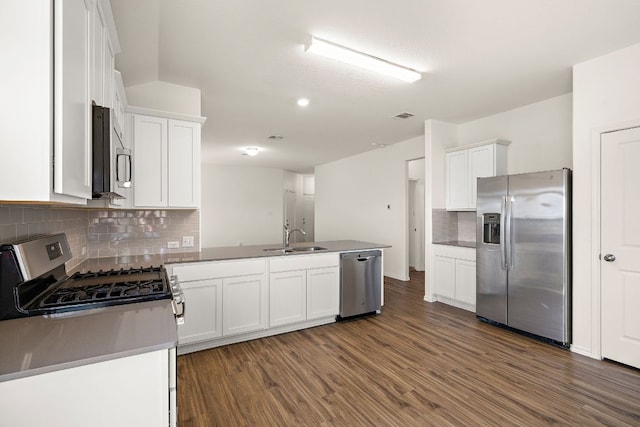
446;139;509;211
432;244;476;312
269;253;340;327
132;111;205;208
222;274;269;336
168;251;341;354
169;258;268;349
178;278;223;344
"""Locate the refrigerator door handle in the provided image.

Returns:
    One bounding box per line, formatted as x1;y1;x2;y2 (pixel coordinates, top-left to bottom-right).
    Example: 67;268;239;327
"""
500;196;508;269
505;196;514;270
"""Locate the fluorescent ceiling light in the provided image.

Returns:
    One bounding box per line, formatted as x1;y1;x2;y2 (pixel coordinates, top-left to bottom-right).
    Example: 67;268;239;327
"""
304;36;421;83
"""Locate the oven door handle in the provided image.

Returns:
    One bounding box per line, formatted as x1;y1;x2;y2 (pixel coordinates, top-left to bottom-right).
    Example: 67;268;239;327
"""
170;275;185;325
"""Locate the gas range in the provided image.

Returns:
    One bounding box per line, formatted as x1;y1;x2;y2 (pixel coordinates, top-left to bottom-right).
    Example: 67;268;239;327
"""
0;234;184;322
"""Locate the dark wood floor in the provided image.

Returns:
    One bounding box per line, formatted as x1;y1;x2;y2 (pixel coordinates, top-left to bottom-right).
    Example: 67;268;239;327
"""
177;271;640;426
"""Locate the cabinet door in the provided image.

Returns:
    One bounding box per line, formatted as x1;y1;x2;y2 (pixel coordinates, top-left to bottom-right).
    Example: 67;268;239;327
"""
134;115;168;207
433;256;455;299
455;259;477;306
168;120;201;207
53;0;92;199
270;270;306;327
102;34;114;108
178;279;222;345
446;150;469;210
469;145;495;210
222;274;267;336
89;0;105;106
307;266;340;319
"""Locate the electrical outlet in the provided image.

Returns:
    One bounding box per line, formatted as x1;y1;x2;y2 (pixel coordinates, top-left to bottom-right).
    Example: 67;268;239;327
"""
182;236;194;247
167;241;180;249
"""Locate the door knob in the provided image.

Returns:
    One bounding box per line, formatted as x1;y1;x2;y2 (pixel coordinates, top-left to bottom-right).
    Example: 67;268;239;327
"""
603;254;616;262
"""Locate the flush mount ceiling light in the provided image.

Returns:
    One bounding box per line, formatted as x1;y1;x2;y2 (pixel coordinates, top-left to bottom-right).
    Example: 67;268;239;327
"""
304;36;422;83
242;147;259;156
297;98;310;107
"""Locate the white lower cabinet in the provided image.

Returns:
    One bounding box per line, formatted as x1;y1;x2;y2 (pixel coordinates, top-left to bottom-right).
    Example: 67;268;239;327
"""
307;267;340;319
432;245;476;311
270;270;307;327
433;255;455;299
269;265;340;327
0;350;171;427
170;253;340;353
222;274;268;336
455;259;476;306
179;278;222;345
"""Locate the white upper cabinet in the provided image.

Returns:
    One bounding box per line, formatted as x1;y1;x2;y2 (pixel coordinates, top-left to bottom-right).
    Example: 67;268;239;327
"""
133;115;168;207
132;112;203;209
0;0;121;204
446;139;509;211
168;120;201;208
53;0;92;200
445;150;469;210
89;0;119;109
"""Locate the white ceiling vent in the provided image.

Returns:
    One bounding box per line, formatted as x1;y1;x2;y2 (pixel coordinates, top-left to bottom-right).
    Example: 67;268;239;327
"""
392;112;415;120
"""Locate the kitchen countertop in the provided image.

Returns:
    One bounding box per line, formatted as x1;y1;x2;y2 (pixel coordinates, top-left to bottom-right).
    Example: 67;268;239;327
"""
432;240;476;249
0;300;177;382
71;240;390;272
2;240;386;383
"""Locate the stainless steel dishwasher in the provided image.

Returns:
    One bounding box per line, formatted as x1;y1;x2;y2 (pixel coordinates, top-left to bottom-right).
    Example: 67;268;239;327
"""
339;250;382;319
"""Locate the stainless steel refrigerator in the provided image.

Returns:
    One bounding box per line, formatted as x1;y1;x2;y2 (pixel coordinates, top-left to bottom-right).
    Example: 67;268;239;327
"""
476;169;571;345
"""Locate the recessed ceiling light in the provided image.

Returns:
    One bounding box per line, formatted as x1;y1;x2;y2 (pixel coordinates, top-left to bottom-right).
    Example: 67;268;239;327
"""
304;36;422;83
242;147;259;156
297;98;310;107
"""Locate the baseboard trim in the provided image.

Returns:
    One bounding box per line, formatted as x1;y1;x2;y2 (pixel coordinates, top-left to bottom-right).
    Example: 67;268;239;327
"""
570;345;600;359
177;316;336;355
385;272;410;281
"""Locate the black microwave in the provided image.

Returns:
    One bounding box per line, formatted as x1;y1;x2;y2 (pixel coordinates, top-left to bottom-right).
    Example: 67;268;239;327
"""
91;105;132;199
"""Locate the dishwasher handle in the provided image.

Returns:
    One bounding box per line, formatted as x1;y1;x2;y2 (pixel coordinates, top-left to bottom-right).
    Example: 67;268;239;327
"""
357;256;375;262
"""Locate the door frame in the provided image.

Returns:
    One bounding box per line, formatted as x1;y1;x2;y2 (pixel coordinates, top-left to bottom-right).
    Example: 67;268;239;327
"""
589;120;640;360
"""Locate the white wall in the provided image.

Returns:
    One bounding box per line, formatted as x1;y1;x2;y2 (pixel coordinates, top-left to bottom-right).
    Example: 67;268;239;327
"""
572;41;640;359
200;165;284;247
315;136;425;281
125;80;201;116
458;94;573;174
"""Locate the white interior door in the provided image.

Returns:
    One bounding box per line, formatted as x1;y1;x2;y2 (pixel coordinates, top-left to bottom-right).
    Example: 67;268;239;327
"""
601;126;640;369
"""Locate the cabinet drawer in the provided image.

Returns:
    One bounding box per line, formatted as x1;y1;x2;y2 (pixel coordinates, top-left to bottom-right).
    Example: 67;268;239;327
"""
432;244;476;261
269;253;339;273
170;258;266;282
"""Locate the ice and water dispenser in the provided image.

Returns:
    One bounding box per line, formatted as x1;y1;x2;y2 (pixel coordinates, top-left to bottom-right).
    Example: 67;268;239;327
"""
482;213;501;244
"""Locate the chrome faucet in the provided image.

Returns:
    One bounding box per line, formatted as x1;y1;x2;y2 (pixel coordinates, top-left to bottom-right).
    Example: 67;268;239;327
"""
283;225;306;247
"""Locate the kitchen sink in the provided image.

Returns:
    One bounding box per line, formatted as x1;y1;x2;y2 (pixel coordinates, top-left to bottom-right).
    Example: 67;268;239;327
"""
262;246;328;253
263;247;294;253
290;246;328;252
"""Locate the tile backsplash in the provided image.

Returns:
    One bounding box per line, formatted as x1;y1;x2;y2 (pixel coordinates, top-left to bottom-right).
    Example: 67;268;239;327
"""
0;205;89;270
432;209;476;243
457;211;476;242
87;209;200;258
0;205;200;269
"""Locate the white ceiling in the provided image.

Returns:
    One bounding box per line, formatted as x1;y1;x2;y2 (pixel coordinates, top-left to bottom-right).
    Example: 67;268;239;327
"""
110;0;640;173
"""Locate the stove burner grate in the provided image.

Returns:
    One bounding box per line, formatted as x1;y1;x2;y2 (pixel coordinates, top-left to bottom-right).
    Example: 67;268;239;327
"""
36;266;170;310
